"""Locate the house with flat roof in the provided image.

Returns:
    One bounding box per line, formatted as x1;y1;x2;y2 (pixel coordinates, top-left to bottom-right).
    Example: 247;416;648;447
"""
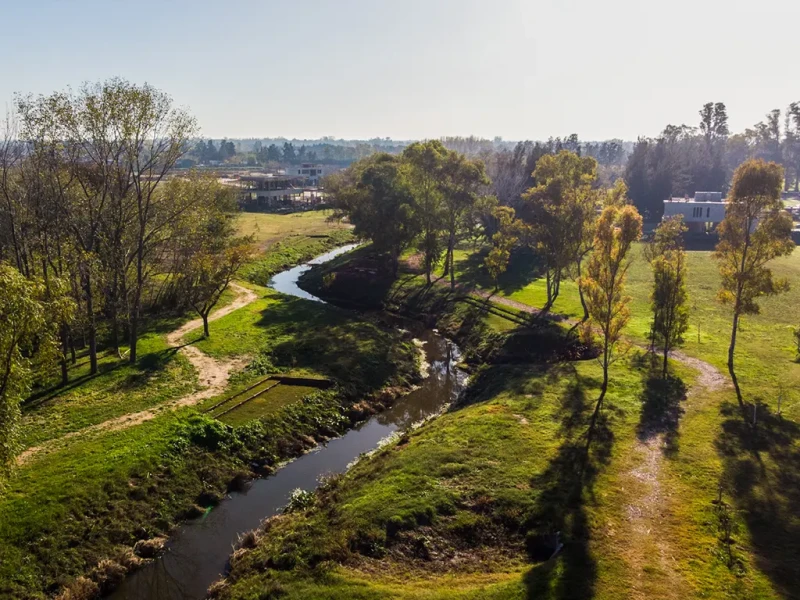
663;191;727;234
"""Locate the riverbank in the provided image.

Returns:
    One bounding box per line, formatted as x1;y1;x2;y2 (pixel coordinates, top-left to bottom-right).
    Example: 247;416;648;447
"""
0;230;410;600
213;244;794;599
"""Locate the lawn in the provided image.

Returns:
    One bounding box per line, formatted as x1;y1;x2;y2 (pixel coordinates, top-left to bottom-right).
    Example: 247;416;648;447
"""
218;242;800;600
185;288;419;399
221;351;780;600
218;384;322;426
235;209;350;249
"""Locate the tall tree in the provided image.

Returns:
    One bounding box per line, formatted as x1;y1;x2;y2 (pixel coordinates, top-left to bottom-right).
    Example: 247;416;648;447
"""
521;151;598;312
582;202;643;421
402;141;448;284
283;142;296;163
714;159;795;420
328;154;419;274
440;152;489;289
484;206;518;291
173;177;253;337
647;216;690;377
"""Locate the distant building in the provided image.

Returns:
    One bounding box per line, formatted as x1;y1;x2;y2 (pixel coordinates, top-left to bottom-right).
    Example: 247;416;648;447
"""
663;192;727;234
294;163;326;186
237;174;305;208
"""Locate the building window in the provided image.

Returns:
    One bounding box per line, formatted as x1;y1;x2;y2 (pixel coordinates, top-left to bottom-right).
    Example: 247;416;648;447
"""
707;207;710;218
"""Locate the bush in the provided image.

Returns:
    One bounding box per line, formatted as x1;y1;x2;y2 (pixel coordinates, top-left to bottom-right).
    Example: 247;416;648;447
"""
178;415;233;451
284;488;316;513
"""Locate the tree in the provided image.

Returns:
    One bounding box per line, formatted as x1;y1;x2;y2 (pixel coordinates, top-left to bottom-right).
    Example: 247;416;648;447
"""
647;216;690;377
714;159;795;420
484;206;517;291
785;102;800;191
0;266;68;481
172;176;253;337
521;151;598;312
440;151;489;289
582;202;643;421
266;144;281;162
328;154;419;274
402;141;448;284
283;142;296;163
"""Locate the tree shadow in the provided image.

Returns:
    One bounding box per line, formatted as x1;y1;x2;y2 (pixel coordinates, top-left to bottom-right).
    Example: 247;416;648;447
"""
253;296;418;398
637;373;688;457
716;403;800;597
452;246;545;296
521;367;614;599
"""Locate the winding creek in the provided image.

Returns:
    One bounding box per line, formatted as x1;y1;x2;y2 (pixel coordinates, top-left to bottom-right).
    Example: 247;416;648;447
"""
109;246;467;600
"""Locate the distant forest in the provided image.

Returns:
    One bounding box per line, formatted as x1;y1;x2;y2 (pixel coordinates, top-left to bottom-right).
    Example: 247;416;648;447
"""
186;101;800;221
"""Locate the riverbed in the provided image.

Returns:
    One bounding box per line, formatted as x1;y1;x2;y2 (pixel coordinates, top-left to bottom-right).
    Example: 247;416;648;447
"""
109;246;466;600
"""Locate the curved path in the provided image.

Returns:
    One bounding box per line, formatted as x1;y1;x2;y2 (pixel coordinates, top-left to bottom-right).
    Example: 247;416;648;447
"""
17;283;259;466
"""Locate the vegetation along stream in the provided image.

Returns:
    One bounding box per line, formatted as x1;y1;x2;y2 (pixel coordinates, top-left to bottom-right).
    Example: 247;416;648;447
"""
109;245;467;600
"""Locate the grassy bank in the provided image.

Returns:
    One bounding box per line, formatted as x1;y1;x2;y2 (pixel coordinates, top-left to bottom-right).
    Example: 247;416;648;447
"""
217;244;799;599
0;216;396;600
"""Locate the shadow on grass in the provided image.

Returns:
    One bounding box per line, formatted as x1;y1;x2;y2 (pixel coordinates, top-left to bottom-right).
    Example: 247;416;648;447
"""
522;366;613;600
451;246;545;297
637;373;688;456
252;296;418;398
716;404;800;597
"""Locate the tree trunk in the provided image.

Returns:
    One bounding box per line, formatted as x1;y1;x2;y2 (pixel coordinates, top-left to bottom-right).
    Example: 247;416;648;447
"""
662;345;669;379
449;233;456;291
60;326;69;386
202;313;210;338
84;271;98;375
129;237;145;365
727;311;746;419
577;259;589;322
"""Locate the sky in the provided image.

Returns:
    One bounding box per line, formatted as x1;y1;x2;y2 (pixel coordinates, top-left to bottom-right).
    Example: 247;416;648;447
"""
1;0;797;142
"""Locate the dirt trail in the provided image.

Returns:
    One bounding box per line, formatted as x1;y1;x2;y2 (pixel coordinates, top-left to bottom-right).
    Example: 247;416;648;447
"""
623;353;726;598
450;283;729;597
17;283;258;466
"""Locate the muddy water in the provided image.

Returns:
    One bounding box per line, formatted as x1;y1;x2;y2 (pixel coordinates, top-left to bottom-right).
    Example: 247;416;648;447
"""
109;247;466;600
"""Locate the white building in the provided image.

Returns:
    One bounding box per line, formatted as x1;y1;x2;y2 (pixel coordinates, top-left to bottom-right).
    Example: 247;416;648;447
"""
294;163;327;186
663;191;727;234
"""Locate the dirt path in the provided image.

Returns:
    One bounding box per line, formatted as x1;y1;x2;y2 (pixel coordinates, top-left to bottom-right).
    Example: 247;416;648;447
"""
453;283;728;597
17;283;258;466
622;352;726;598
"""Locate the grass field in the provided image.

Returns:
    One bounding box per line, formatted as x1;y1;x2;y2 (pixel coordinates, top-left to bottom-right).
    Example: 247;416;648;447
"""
223;354;780;600
0;211;370;600
218;384;322;426
219;242;800;600
235;209;350;249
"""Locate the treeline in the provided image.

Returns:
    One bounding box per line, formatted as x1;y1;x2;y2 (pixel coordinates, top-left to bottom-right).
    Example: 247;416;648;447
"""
625;102;800;219
0;79;251;477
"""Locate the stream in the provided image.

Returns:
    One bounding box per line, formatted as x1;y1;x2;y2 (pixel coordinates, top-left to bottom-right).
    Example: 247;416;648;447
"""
109;245;467;600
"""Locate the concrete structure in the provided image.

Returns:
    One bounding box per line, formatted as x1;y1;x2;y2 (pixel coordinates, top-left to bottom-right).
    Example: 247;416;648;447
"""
293;163;326;186
663;191;727;234
238;174;305;208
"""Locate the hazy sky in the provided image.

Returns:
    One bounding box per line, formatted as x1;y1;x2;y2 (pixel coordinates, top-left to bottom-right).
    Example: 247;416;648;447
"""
1;0;797;141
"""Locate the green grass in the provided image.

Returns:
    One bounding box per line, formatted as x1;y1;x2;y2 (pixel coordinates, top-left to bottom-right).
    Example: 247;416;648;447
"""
185;287;419;399
235;209;350;249
222;353;776;600
20;321;198;449
446;244;800;414
219;243;800;600
219;384;320;426
438;243;800;598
